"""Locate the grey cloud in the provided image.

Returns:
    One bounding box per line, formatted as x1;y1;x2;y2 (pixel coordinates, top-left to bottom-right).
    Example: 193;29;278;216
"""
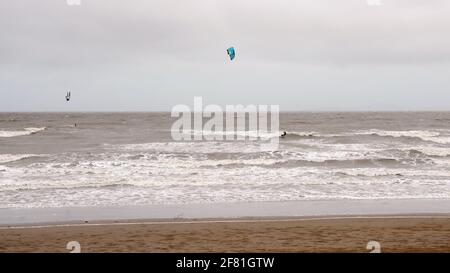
0;0;449;111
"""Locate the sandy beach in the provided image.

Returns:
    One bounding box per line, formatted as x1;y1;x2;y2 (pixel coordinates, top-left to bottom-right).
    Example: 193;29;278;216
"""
1;216;449;253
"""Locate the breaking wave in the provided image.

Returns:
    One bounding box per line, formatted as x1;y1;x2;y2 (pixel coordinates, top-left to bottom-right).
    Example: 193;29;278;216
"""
0;127;46;138
354;129;450;144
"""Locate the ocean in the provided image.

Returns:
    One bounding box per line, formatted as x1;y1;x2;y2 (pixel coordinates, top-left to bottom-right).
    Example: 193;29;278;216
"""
1;112;450;209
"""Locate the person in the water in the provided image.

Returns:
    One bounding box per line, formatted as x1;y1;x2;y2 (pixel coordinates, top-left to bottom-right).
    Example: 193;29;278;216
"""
281;131;287;138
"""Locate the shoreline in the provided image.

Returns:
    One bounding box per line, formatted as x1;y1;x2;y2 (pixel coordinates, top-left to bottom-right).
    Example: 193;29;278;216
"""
2;213;450;229
1;198;450;226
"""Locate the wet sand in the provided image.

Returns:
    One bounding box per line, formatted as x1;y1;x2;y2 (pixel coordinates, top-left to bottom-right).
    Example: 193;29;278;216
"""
1;216;449;253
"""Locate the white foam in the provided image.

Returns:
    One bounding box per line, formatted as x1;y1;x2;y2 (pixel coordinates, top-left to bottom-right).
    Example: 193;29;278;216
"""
356;129;450;144
0;127;45;138
2;130;450;208
181;130;281;140
0;154;39;164
118;141;266;154
405;146;450;157
332;168;450;178
1;173;449;208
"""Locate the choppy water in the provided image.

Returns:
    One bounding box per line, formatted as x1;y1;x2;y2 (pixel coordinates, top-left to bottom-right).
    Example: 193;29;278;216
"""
1;112;450;208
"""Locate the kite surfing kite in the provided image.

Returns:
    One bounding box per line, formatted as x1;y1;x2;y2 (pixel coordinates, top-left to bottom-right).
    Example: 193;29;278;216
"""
227;47;235;61
65;91;71;102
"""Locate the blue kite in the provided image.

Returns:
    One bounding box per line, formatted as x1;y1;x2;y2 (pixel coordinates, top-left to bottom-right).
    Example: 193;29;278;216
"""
227;47;236;61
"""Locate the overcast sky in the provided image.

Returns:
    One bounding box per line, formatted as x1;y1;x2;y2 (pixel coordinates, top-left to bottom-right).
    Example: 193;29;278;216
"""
1;0;449;111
